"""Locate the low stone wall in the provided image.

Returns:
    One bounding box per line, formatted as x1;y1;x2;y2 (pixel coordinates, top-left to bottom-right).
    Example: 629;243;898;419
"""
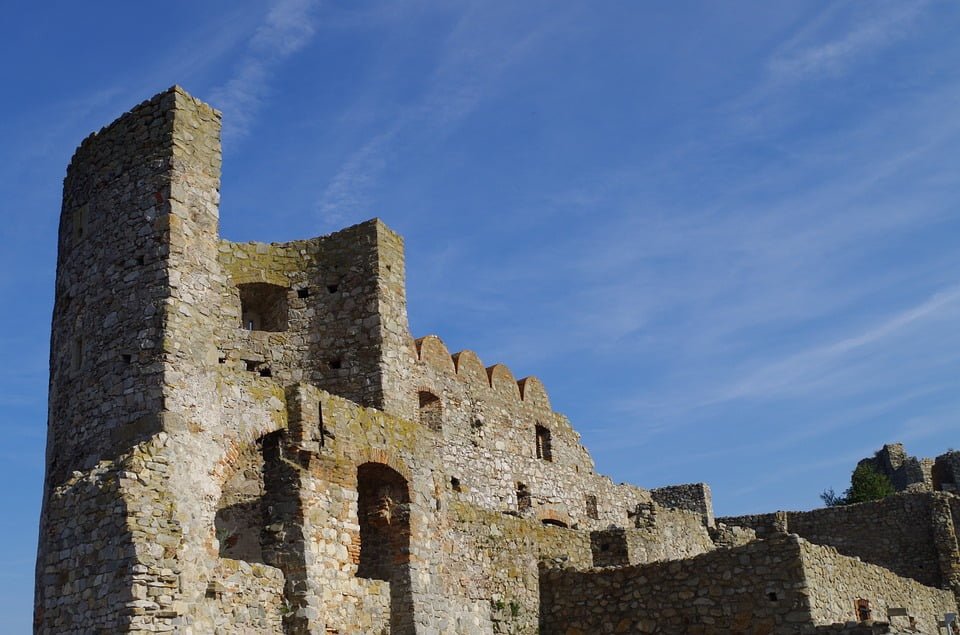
718;493;951;588
590;507;715;567
650;482;714;527
540;533;959;634
802;540;956;633
540;534;813;634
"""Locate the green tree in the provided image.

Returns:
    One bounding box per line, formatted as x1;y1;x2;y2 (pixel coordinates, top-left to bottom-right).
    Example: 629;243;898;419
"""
845;462;895;504
819;462;895;507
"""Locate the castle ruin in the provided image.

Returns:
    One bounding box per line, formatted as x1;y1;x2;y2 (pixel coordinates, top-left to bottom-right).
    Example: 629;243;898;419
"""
36;87;960;634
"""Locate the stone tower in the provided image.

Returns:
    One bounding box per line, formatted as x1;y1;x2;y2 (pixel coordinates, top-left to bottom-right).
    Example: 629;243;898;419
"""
36;87;416;633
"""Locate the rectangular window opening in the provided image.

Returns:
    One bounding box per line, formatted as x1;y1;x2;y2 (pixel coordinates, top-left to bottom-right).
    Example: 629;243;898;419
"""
297;287;310;298
585;494;599;520
535;424;552;461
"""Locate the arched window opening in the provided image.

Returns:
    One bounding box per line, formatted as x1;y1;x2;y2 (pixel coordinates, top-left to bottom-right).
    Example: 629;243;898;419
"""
535;424;552;461
357;463;411;581
214;438;267;564
418;391;443;432
238;283;289;332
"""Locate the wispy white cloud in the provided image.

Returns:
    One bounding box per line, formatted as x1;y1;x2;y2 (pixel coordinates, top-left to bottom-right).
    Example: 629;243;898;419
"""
767;2;928;83
315;6;560;228
211;0;320;144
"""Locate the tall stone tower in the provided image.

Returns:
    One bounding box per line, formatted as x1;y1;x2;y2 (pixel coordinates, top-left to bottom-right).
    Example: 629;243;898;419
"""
36;87;415;633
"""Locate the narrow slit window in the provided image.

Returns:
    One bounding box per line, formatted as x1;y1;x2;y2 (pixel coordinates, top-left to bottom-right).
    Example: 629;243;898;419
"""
585;494;599;520
535;424;552;461
71;337;83;373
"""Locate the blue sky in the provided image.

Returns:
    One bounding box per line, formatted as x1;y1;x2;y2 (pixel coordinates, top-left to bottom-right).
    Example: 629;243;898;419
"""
3;1;960;629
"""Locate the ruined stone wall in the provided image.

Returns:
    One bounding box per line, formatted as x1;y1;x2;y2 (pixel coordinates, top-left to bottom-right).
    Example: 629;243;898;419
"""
540;534;814;635
801;540;956;633
589;506;716;567
541;534;958;635
216;219;407;412
650;482;714;527
719;493;956;589
935;450;960;493
396;335;664;531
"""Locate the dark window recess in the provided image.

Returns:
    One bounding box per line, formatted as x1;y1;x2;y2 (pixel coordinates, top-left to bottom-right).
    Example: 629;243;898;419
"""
72;204;89;242
328;358;342;370
258;367;272;378
356;463;411;581
327;283;339;294
585;494;599;520
244;360;259;372
516;483;531;512
535;424;553;461
767;592;778;602
218;356;227;364
121;353;132;364
855;599;871;622
542;518;568;528
297;287;310;298
450;477;461;492
71;337;83;372
238;282;289;332
136;255;145;266
418;391;443;432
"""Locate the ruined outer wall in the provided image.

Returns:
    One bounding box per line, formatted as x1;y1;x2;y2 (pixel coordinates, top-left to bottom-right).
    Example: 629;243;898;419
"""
801;540;956;633
718;492;958;589
216;219;408;411
540;534;814;635
402;335;670;531
650;482;714;527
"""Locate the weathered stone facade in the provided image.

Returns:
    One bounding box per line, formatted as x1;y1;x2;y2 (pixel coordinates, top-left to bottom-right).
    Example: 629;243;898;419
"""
852;442;960;494
36;88;960;634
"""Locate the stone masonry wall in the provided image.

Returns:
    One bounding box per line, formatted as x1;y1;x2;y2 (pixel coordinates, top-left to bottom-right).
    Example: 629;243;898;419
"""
801;540;956;633
540;534;814;635
719;492;958;590
650;482;714;527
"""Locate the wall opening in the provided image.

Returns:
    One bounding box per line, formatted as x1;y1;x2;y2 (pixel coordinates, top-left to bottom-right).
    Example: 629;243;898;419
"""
70;336;83;373
470;419;484;446
585;494;599;520
356;462;415;633
418;391;443;432
517;482;531;512
535;424;552;461
72;204;89;242
238;282;289;332
542;518;568;528
855;598;871;622
214;437;267;564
